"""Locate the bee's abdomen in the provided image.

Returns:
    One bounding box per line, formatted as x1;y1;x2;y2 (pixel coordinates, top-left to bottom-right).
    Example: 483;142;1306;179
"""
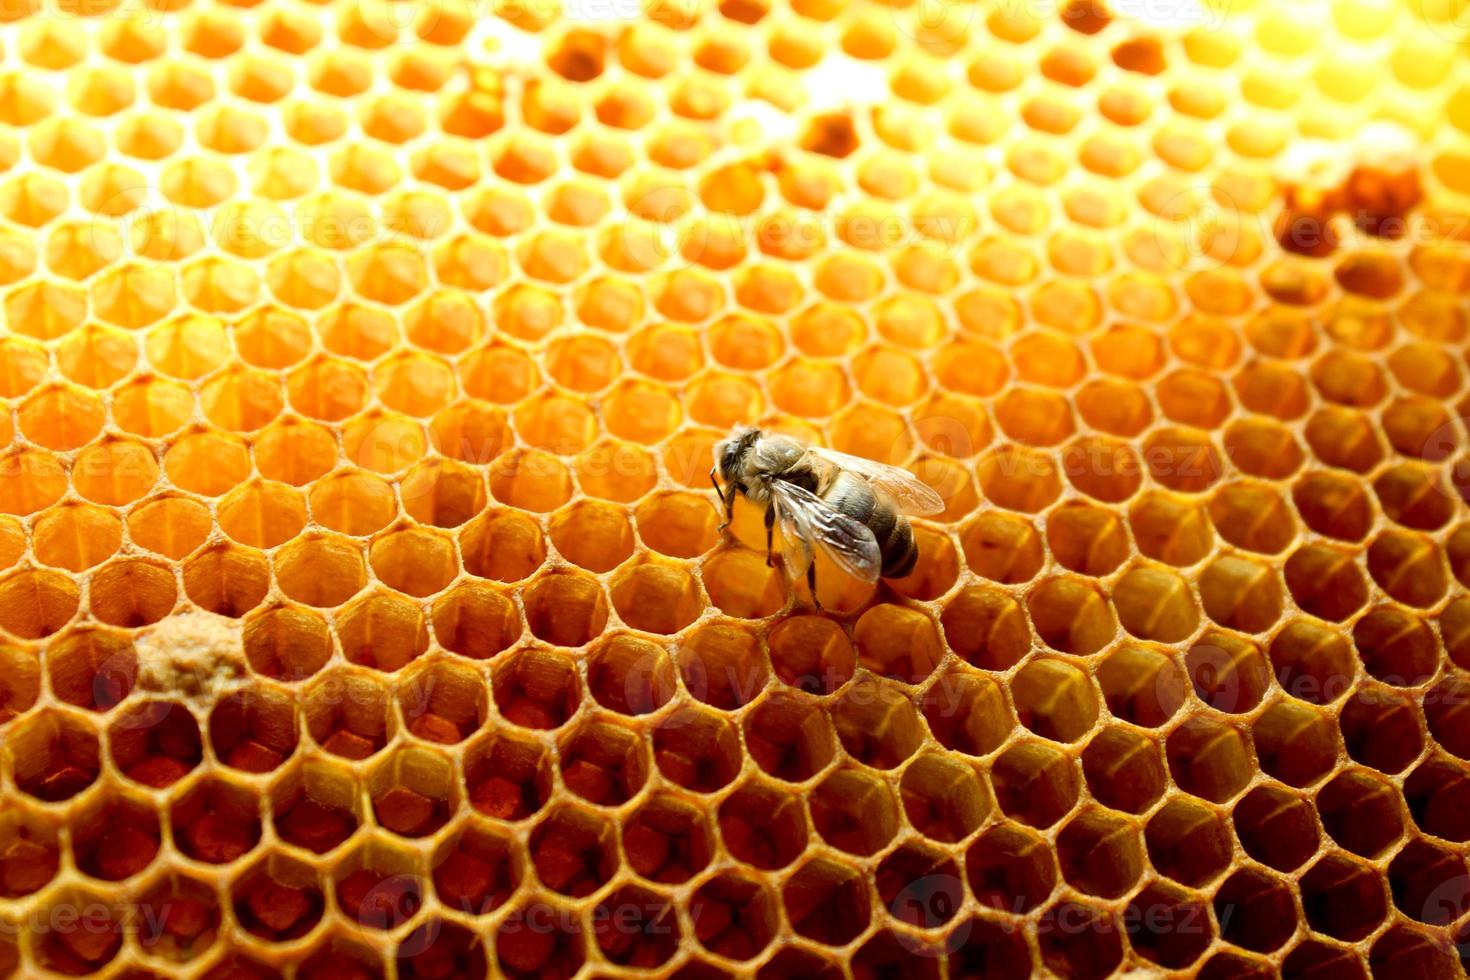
879;517;917;578
824;473;916;579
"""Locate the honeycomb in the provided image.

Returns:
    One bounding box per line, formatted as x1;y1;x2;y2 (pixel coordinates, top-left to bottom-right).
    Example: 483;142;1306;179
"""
0;0;1467;974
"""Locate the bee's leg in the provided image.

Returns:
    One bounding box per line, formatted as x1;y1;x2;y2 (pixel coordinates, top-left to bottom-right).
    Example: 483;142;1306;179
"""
807;561;822;612
763;505;775;567
711;467;731;531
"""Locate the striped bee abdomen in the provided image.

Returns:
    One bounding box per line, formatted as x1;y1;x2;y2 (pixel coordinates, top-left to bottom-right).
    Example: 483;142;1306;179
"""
823;471;918;579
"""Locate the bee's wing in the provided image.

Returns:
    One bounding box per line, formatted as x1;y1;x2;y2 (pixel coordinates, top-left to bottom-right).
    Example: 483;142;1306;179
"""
806;447;946;516
769;480;883;584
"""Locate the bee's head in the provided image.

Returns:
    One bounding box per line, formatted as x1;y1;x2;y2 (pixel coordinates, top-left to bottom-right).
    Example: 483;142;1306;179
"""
715;426;761;482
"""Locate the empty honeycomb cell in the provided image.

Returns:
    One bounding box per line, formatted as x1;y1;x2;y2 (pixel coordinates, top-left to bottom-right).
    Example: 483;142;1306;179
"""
45;627;134;711
399;459;487;529
1081;726;1167;814
1382;395;1457;460
1388;837;1469;926
1234;783;1321;873
491;648;581;731
134;875;221;963
368;747;457;837
253;418;337;486
17;383;103;450
7;708;99;802
1367;529;1448;607
976;444;1062;512
1371;926;1463;980
108;699;201;788
713;777;807;873
1026;576;1117;655
522;571;609;648
242;605;332;681
990;739;1080;829
172;776;262;864
271;763;361;855
1283;941;1370;980
0;646;38;725
1045;502;1129;576
899;752;989;843
1056;807;1144;899
1111;564;1200;643
623;792;714;884
459;509;545;583
462;731;551;822
1402;753;1470;845
32;501;122;572
232;854;326;942
875;842;963;931
994;388;1075;446
853;603;943;684
796;766;899;861
1292;471;1374;542
530;803;618;898
304;670;395;760
88;558;177;628
1036;900;1124;980
767;614;854;694
488;449;572;512
334;846;425;931
209;686;299;774
125;498;209;563
1213;867;1298;953
1317;769;1403;867
1128;491;1214;566
183;544;271;618
217;481;307;549
400;920;488;980
275;534;368;608
1124;881;1215;970
1207;482;1297;555
368;527;457;598
398;661;485;745
34;890;122;975
965;821;1057;916
431;821;519;917
1012;658;1099;742
71;437;159;506
959;512;1044;584
1283;543;1370;622
677;620;768;709
1269;619;1357;705
1305;407;1386;473
828;403;914;466
1254;697;1343;787
1299;852;1390;942
634;492;720;559
1373;462;1455;531
1075;380;1153;439
1166;715;1253;802
336;592;429;672
830;676;923;769
701;549;785;618
1346;681;1422;775
586;635;676;716
557;717;648;806
1424;675;1470;759
69;790;159;883
1198;555;1283;634
1096;645;1186;727
781;856;870;948
743;690;836;783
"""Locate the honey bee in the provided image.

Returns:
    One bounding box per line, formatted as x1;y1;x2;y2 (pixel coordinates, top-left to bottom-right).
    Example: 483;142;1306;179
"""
711;426;945;604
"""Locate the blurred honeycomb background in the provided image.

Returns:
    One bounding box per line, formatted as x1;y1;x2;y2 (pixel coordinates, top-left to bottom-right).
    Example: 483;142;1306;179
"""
0;0;1466;974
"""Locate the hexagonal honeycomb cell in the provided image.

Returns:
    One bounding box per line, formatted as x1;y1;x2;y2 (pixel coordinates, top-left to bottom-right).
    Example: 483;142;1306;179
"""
0;0;1467;976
